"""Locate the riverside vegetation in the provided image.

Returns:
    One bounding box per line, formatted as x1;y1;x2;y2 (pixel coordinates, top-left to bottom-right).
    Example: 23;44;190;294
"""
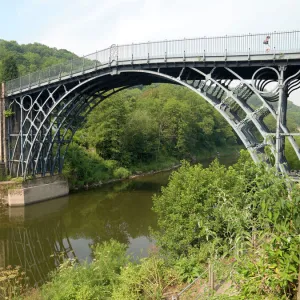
0;40;300;299
2;151;298;299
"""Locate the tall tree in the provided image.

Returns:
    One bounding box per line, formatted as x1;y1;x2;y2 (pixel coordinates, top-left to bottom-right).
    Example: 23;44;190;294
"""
1;54;19;81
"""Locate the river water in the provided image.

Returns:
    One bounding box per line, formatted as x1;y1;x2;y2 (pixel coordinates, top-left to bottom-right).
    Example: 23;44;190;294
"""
0;154;238;285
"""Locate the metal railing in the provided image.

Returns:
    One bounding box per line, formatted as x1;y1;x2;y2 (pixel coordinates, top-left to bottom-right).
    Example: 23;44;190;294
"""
5;30;300;95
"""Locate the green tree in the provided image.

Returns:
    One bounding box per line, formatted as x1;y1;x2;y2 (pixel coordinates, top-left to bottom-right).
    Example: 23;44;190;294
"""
1;54;18;81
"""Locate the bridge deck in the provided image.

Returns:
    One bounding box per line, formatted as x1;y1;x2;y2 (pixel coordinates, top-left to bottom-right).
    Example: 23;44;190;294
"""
5;30;300;97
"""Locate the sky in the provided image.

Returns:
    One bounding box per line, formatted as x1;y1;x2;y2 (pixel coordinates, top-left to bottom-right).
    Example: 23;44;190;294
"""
2;0;300;103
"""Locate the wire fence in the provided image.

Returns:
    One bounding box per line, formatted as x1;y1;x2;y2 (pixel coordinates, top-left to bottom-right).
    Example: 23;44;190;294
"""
5;30;300;94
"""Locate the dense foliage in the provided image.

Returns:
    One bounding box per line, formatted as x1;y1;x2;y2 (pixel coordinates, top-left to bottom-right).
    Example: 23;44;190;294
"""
1;54;18;81
66;84;238;186
153;151;300;298
0;39;75;82
21;240;180;300
81;84;237;164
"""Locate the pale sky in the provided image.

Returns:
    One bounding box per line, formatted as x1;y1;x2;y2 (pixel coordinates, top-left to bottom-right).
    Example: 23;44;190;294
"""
2;0;300;103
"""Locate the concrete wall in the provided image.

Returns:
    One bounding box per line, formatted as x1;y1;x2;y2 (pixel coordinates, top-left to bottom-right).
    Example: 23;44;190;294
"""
7;176;69;207
0;181;22;204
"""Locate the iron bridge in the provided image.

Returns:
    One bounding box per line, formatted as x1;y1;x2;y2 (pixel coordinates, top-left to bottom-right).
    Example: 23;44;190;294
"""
2;30;300;178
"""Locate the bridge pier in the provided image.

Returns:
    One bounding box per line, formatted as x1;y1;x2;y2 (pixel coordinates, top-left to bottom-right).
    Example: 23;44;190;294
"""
1;175;69;207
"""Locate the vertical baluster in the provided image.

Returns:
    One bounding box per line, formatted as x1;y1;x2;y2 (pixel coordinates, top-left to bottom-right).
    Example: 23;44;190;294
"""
95;51;98;70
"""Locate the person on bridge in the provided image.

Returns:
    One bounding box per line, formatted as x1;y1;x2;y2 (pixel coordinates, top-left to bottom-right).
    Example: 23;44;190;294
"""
263;35;271;53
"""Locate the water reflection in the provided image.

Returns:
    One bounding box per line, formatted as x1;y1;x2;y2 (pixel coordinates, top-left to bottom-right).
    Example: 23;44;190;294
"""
0;173;167;285
0;197;75;285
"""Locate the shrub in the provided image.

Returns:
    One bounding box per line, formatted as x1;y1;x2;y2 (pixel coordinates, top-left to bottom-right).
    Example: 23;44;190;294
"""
0;265;28;299
112;255;180;299
174;255;206;283
113;167;131;179
41;240;129;300
152;151;300;297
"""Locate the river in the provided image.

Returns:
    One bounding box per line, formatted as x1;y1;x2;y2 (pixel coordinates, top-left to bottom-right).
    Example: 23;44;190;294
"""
0;154;239;286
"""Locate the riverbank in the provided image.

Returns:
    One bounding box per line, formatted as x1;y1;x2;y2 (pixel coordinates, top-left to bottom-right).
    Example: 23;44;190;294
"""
69;145;242;191
73;163;181;191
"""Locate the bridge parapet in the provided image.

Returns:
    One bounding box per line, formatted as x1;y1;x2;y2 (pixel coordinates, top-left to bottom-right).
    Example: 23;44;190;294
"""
5;30;300;96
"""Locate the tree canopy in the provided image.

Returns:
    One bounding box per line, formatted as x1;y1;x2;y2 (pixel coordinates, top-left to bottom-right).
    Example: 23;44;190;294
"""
1;54;18;81
0;39;75;82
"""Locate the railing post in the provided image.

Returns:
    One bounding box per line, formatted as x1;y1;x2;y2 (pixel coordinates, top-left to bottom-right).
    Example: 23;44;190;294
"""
48;67;50;84
131;43;134;64
116;45;118;66
165;40;167;62
70;58;73;76
82;57;85;74
208;261;215;292
204;36;207;58
29;73;31;89
297;261;300;300
95;51;98;70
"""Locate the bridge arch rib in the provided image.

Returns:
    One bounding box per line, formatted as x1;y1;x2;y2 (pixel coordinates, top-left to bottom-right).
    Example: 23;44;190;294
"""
7;66;299;178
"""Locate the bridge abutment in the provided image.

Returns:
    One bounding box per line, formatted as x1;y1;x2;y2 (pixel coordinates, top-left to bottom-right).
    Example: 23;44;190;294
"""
1;175;69;207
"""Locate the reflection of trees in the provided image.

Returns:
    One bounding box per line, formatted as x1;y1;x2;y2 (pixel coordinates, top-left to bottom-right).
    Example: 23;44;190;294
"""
0;172;170;287
0;218;75;285
63;177;164;247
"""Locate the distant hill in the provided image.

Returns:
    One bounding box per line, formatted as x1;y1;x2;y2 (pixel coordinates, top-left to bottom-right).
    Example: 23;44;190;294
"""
0;39;76;82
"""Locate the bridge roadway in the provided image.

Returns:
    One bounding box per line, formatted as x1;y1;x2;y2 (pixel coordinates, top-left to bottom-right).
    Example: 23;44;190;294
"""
2;30;300;185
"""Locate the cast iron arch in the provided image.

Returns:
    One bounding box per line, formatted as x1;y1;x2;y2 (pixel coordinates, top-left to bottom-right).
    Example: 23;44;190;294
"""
8;66;300;178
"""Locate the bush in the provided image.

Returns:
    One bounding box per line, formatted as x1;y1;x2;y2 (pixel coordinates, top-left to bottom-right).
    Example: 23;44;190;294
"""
63;144;111;188
40;241;181;300
152;150;300;298
0;265;28;299
41;240;129;300
104;160;119;173
113;167;131;179
174;255;206;283
112;255;180;299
